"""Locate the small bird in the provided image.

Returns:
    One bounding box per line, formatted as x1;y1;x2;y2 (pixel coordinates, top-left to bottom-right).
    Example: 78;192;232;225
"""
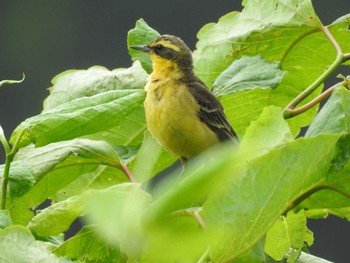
131;35;238;166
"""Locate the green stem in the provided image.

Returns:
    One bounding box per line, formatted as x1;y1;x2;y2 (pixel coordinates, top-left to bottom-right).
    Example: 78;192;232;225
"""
284;81;345;118
1;129;25;210
283;26;348;119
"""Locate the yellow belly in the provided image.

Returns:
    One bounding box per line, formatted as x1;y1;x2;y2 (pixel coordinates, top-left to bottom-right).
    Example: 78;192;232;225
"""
144;80;219;158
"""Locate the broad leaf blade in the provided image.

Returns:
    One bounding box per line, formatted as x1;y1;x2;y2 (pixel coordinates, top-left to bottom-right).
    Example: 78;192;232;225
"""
306;86;350;136
127;19;160;73
10;89;145;147
44;62;147;111
54;225;126;262
29;196;85;236
212;55;284;96
0;226;72;263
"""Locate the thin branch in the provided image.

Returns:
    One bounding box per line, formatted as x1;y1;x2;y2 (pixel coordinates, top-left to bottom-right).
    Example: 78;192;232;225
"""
284;81;344;119
283;26;349;119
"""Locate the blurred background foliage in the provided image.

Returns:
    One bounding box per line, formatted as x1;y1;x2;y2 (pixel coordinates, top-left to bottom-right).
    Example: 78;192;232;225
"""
0;0;349;262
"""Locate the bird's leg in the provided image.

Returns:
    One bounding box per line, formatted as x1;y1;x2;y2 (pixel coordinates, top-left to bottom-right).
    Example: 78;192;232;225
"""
175;156;187;184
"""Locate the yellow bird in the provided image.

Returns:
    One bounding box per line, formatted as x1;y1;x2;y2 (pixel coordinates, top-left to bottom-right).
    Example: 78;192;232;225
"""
131;35;238;165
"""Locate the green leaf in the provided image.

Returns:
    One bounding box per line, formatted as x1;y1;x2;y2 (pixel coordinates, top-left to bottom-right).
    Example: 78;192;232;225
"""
306;86;350;137
0;74;25;88
10;89;145;148
297;135;350;219
29;196;85;236
193;0;348;136
13;138;120;181
239;106;294;160
127;18;161;73
130;131;176;183
212;55;284;96
0;210;12;229
43;62;147;111
84;183;152;257
265;210;313;261
203;134;340;262
194;0;322;86
0;225;72;263
7;162;35;198
54;225;126;262
7;139;125;225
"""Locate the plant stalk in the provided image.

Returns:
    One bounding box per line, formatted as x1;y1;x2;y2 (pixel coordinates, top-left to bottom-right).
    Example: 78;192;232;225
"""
1;129;25;210
283;26;349;119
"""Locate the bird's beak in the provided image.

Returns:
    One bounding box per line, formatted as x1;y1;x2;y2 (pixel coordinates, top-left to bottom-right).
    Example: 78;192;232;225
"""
130;45;151;52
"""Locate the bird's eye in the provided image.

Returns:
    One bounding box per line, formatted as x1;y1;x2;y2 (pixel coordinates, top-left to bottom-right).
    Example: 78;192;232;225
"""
155;44;163;51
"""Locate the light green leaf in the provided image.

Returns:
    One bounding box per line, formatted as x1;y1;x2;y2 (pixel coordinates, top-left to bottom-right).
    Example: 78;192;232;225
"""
0;210;12;229
29;196;85;236
127;18;161;73
0;225;72;263
193;0;349;136
130;131;176;183
7;139;125;225
54;225;125;262
203;134;340;262
194;0;322;86
84;183;152;257
10;89;145;148
43;62;147;111
0;74;25;88
53;165;128;202
239;106;294;160
297;135;350;219
13;138;120;181
306;86;350;136
212;55;284;96
7;162;35;198
265;210;313;261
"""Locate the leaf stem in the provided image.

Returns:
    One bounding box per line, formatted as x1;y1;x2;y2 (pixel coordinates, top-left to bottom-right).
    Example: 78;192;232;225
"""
1;129;25;210
120;164;137;183
283;26;349;119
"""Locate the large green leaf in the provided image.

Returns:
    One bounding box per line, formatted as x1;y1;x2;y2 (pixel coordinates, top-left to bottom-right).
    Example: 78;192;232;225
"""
84;183;152;257
6;139;126;225
193;0;350;136
43;62;147;110
0;225;72;263
204;134;341;262
10;89;145;148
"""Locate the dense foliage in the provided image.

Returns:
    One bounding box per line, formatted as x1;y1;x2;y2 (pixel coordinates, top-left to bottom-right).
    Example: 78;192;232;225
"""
1;0;350;262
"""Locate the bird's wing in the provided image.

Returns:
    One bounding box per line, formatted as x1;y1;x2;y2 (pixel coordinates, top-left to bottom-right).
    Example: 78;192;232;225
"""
187;79;239;143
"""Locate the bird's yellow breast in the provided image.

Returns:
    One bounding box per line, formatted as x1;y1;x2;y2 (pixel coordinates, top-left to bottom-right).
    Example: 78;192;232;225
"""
144;76;219;158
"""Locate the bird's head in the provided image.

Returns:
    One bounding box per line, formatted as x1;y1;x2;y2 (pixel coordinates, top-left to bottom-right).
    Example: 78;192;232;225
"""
131;35;193;73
